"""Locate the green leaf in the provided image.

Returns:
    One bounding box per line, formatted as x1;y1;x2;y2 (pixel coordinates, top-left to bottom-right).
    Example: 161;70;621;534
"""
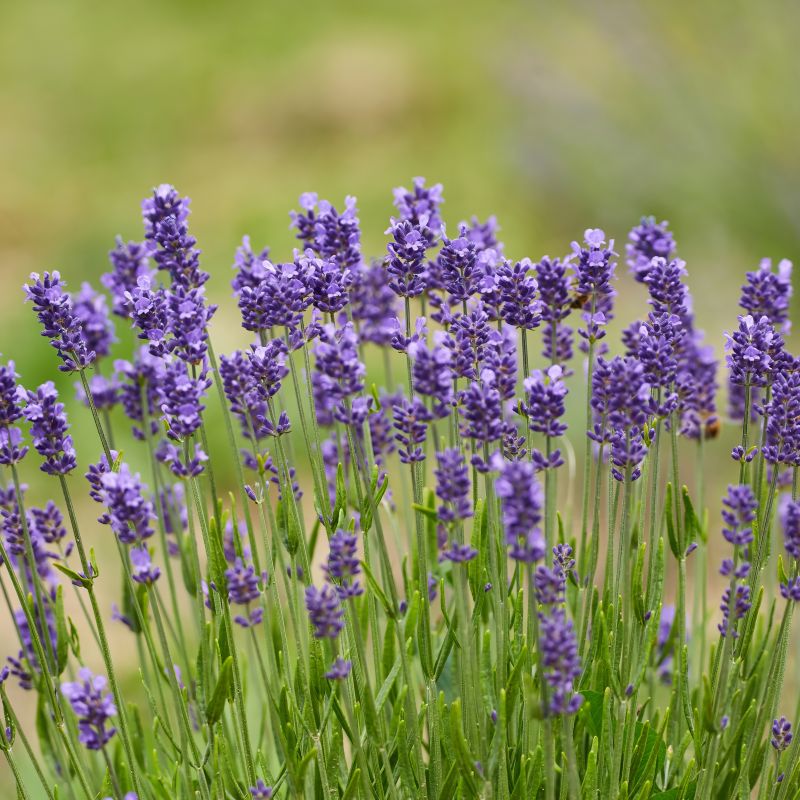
682;485;705;545
206;656;233;725
448;700;481;798
376;658;402;712
54;585;69;675
362;559;393;617
665;483;680;558
581;736;598;799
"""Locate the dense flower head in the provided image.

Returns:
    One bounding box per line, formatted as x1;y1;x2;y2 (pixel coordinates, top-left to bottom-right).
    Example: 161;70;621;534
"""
535;565;566;606
166;285;217;364
436;226;481;304
24;271;95;372
220;350;267;442
740;258;793;334
325;657;353;681
644;257;690;322
782;498;800;560
637;313;684;396
572;228;616;306
522;365;569;438
115;347;167;440
350;260;398;345
27;501;66;545
94;462;156;545
324;529;363;599
445;305;492;381
536;256;572;324
160;360;212;441
392;396;430;463
313;323;365;417
291;194;362;272
460;381;504;448
238;257;313;332
676;334;719;438
248;339;289;403
231;235;271;295
408;339;453;417
538;608;583;715
491;258;541;330
226;557;263;627
103;237;155;317
482;326;518;402
61;668;117;750
126;276;169;355
0;359;27;467
719;584;751;638
393;177;444;237
725;314;776;389
764;362;800;465
71;282;115;358
305;584;344;639
434;448;472;523
143;184;208;288
385;218;432;298
721;484;757;547
626;217;675;282
22;382;76;475
771;717;793;752
496;459;545;562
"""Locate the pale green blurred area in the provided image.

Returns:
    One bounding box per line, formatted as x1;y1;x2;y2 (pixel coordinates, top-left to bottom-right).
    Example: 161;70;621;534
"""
2;0;800;793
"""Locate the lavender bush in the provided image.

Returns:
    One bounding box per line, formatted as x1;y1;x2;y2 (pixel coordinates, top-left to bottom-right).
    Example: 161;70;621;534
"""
1;183;799;799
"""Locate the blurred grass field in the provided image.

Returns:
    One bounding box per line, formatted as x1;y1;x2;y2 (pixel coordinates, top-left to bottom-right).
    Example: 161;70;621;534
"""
2;0;800;793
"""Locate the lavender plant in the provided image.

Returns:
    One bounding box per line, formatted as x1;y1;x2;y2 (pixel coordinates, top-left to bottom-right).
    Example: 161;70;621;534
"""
2;181;800;800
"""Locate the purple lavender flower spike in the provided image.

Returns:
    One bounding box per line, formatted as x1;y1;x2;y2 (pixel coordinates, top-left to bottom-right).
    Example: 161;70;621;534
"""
462;215;503;255
291;194;362;272
103;237;155;317
782;498;800;560
385;218;432;297
392;396;430;463
167;284;217;364
0;359;28;467
60;668;117;750
325;657;352;681
130;545;161;585
482;326;518;403
350;260;398;345
522;366;569;438
24;271;95;372
493;258;541;330
534;565;566;606
313;323;366;423
226;557;264;627
725;314;776;390
142;184;208;288
22;382;76;475
772;717;793;751
324;529;363;599
434;449;472;523
393;177;444;237
626;217;675;282
238;256;313;334
159;359;211;443
496;459;545;563
75;374;119;412
437;226;480;304
740;258;793;334
538;608;583;715
408;338;453;418
763;360;800;466
305;584;344;639
231;235;271;295
722;485;757;547
460;381;504;451
445;305;491;381
95;463;155;545
571;229;617;352
115;347;166;440
249;339;289;403
27;502;66;545
71;283;115;359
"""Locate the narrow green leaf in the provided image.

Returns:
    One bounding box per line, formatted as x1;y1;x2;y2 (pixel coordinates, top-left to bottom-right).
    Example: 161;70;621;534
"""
206;656;233;724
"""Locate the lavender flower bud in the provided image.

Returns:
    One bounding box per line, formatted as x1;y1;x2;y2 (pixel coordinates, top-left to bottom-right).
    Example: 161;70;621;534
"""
305;584;344;639
22;382;76;475
626;217;675;282
103;237;155;317
393;177;444;237
496;459;545;563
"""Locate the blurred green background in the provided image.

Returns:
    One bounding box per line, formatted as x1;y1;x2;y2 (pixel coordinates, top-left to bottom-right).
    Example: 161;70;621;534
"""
2;0;800;792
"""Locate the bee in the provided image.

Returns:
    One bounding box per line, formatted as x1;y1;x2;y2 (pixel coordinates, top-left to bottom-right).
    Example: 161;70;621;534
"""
704;417;721;440
570;292;591;310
